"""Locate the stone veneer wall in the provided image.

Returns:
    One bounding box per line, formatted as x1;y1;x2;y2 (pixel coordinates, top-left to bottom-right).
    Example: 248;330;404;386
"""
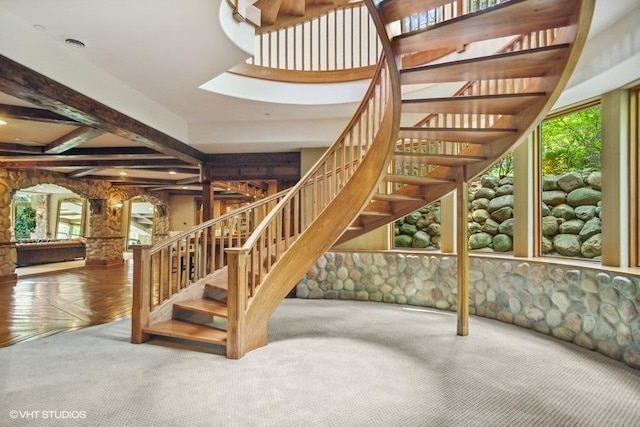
296;251;640;370
0;168;170;277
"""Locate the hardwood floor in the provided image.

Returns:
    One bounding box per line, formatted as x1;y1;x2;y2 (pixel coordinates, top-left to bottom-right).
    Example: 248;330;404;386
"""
0;259;132;348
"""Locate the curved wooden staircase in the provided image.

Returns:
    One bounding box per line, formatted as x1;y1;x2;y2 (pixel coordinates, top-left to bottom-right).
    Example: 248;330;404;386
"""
132;0;594;358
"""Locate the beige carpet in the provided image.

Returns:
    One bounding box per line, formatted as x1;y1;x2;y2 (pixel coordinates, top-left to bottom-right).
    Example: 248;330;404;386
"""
1;299;639;426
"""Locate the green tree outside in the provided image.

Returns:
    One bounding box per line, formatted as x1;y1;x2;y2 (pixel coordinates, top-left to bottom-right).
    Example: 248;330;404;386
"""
541;105;601;174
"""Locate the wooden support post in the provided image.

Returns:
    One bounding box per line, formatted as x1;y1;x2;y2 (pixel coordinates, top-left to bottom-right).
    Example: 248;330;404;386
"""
131;246;151;343
456;170;469;336
226;248;248;359
202;181;214;223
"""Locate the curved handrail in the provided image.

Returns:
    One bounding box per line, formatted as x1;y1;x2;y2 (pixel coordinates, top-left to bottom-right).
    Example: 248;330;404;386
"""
223;0;402;357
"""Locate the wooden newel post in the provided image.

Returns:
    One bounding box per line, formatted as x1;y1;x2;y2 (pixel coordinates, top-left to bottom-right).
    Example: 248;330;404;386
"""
456;171;470;336
131;246;151;343
226;248;248;359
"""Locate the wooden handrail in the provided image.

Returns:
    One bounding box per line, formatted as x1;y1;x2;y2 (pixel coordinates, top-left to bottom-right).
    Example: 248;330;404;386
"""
223;0;402;358
131;190;287;342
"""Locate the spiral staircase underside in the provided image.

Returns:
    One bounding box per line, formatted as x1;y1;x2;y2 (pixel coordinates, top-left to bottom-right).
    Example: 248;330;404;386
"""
138;0;595;358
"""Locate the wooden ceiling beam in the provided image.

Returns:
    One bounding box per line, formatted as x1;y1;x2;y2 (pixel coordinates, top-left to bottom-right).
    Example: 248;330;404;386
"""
0;157;189;168
0;104;81;125
44;126;105;154
66;167;106;178
0;54;204;165
202;152;300;181
0;142;43;154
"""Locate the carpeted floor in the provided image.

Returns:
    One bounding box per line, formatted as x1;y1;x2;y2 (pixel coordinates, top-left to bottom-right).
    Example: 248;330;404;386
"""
1;299;639;427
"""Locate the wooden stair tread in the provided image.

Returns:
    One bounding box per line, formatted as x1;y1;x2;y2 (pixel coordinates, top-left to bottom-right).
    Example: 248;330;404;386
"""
398;126;516;144
206;280;228;291
359;210;393;217
393;152;487;166
143;320;227;345
255;0;283;25
401;92;546;115
383;174;454;185
174;299;228;318
401;44;570;85
394;0;577;54
279;0;305;16
372;193;425;202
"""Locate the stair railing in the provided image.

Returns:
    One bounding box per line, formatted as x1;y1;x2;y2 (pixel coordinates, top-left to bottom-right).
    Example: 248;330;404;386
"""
230;1;382;82
226;45;398;356
131;190;285;343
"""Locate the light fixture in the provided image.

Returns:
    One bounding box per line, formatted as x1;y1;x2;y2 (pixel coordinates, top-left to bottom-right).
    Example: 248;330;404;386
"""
0;119;7;126
119;171;127;176
168;170;177;175
65;38;85;48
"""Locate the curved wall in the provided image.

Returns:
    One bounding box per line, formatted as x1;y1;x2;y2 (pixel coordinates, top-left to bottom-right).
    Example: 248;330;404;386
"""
296;251;640;370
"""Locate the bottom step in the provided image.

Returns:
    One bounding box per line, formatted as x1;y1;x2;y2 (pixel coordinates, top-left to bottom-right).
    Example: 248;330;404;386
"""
143;319;227;346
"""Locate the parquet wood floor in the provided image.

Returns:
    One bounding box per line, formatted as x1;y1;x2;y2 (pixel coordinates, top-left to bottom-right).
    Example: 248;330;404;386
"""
0;260;132;348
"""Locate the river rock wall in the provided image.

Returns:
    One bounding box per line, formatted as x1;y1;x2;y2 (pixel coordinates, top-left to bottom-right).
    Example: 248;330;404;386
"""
296;252;640;370
394;170;602;258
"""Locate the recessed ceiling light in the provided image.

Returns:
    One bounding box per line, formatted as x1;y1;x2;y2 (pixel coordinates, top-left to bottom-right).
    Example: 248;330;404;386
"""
0;119;7;125
168;170;177;175
119;171;127;176
65;38;85;48
182;186;188;190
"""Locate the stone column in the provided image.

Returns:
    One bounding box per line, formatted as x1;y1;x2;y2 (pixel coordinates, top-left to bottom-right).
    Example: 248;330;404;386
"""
34;194;48;239
85;198;125;267
0;177;17;283
153;204;169;244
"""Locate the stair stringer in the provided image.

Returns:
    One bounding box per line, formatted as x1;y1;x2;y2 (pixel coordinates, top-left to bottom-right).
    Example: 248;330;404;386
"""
235;101;400;357
223;0;403;359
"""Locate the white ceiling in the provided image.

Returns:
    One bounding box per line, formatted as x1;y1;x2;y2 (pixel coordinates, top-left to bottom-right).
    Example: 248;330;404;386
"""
1;0;639;155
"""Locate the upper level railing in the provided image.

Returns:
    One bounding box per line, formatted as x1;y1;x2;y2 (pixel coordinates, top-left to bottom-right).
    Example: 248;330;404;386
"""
397;0;511;33
228;1;381;82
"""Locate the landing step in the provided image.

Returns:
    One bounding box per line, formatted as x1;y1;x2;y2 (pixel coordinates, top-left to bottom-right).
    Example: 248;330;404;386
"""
143;320;226;346
174;299;228;318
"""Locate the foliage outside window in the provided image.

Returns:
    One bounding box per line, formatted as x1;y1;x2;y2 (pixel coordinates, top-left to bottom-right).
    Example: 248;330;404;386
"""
14;205;36;240
394;104;602;257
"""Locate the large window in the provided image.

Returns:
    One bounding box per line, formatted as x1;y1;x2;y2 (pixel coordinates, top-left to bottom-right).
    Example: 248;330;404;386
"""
539;103;602;260
631;86;640;266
